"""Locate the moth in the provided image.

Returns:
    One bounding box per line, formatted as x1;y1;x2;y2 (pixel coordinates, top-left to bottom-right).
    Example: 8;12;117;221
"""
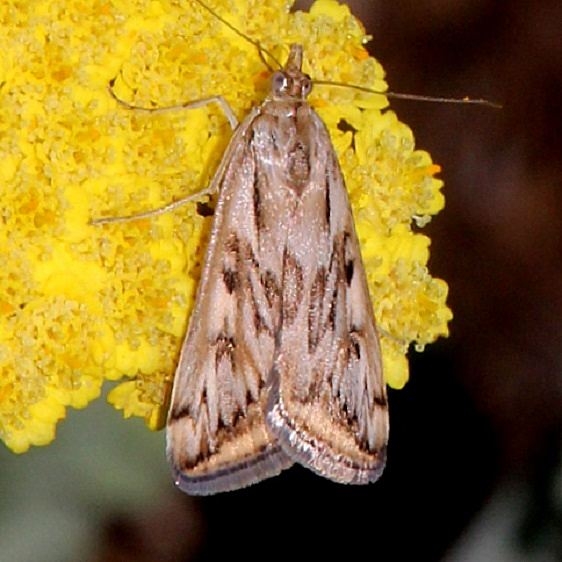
166;43;389;495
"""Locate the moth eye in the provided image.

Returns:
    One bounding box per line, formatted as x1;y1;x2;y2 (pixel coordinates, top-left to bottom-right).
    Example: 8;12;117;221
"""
301;76;312;96
272;71;287;93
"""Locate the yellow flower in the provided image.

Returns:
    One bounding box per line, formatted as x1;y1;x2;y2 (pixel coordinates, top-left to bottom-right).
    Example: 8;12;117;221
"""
0;0;451;453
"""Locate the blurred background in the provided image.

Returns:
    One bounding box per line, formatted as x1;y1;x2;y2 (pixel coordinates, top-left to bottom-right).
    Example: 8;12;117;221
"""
1;0;560;560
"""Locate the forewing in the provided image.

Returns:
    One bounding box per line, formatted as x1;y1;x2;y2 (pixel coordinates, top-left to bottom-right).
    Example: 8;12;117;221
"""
166;111;293;495
266;109;389;484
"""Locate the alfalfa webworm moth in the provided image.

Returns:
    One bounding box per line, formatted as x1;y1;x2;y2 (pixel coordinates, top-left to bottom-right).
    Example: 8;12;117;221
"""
93;0;494;495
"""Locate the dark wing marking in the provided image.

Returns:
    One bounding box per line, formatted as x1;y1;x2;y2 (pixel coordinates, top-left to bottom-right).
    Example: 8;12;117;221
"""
166;108;293;495
265;107;388;484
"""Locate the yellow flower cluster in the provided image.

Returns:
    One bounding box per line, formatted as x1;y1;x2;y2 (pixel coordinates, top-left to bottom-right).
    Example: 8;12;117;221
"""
0;0;451;453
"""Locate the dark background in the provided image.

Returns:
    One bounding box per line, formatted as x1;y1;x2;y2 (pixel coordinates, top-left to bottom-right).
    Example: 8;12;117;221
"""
95;1;562;560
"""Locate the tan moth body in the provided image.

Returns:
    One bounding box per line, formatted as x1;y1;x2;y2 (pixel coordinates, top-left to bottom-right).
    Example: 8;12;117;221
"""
166;44;389;494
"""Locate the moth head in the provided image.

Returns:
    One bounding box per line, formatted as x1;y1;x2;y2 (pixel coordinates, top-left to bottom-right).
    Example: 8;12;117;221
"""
271;44;313;101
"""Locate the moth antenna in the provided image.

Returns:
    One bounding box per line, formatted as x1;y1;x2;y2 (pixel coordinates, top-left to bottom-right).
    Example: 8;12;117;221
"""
192;0;282;71
314;79;502;109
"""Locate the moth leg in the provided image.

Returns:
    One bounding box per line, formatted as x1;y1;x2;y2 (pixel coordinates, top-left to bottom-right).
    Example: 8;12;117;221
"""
107;76;239;129
91;87;239;225
91;187;217;225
